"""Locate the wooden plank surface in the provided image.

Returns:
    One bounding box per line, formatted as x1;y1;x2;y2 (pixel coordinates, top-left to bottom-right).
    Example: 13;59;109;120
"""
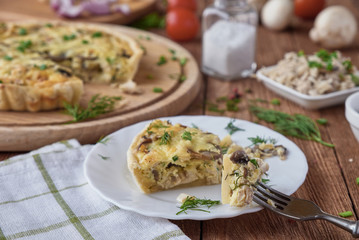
0;23;201;151
1;0;359;239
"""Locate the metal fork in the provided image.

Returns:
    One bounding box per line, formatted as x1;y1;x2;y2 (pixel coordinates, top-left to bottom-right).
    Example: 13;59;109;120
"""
253;181;359;237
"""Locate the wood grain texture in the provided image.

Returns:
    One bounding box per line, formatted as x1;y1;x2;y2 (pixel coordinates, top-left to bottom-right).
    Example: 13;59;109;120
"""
0;24;201;151
0;0;156;24
1;0;359;239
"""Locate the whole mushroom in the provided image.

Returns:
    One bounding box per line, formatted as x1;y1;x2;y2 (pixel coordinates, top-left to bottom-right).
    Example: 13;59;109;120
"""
261;0;294;31
310;6;357;49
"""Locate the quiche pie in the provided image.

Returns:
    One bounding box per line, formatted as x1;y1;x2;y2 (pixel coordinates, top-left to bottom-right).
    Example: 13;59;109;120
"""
221;142;269;207
127;120;223;194
0;21;143;111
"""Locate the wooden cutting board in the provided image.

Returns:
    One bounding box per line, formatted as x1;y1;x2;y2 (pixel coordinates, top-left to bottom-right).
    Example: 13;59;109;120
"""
0;0;156;24
0;23;201;151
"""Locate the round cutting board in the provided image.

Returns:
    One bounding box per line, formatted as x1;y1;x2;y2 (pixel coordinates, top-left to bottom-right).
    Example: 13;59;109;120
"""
0;0;156;24
0;23;201;151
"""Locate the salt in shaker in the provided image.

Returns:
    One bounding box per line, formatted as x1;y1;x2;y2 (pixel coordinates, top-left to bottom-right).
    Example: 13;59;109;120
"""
202;0;258;80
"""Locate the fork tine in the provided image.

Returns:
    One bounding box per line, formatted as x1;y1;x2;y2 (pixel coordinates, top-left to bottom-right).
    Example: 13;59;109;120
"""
253;194;285;212
255;185;289;207
257;181;292;202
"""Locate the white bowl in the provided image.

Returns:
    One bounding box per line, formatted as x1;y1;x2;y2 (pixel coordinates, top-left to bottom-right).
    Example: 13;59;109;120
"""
345;92;359;143
257;67;359;110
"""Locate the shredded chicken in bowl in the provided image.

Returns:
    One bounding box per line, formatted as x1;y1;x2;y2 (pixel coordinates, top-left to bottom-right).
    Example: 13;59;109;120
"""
260;50;359;96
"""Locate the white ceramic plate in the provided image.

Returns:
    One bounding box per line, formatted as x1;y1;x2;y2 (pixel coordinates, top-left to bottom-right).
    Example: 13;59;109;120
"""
257;67;359;110
84;115;308;220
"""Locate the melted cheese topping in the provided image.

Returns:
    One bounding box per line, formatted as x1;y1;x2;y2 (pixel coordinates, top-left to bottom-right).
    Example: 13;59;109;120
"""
0;22;140;84
128;120;223;193
222;144;268;207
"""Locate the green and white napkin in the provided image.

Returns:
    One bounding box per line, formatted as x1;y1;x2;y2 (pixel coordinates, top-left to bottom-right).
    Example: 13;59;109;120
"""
0;140;189;240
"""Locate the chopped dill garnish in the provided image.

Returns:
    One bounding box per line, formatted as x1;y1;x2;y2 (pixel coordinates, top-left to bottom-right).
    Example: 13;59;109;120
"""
172;155;178;161
153;87;163;93
63;94;122;123
270;98;281;106
97;136;111;145
182;131;192;141
308;61;323;68
248;136;277;146
250;105;334;147
180;57;188;66
191;123;199;129
316;118;328;125
149;122;169;129
92;32;102;38
221;146;229;154
98;154;110;160
157;55;167;66
261;178;270;184
176;196;220;215
225;119;244;135
160;131;171;145
297;50;305;57
249;159;259;168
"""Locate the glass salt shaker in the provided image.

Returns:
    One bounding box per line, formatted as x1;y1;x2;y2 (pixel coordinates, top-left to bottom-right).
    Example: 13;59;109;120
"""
201;0;258;80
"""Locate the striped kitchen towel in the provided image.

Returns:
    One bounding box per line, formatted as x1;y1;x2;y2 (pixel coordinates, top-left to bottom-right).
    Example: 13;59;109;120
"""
0;140;189;240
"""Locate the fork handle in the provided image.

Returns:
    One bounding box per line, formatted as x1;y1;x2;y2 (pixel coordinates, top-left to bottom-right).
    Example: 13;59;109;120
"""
319;213;359;237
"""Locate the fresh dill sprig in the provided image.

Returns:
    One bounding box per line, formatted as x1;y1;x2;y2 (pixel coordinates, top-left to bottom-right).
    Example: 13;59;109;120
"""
160;131;171;145
176;196;220;215
182;131;192;141
248;136;277;146
63;94;122;123
225;119;245;135
249;105;334;148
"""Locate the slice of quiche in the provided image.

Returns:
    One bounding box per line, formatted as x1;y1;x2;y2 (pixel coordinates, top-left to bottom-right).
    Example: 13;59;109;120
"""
0;21;143;111
0;57;83;112
221;143;269;207
127;120;223;194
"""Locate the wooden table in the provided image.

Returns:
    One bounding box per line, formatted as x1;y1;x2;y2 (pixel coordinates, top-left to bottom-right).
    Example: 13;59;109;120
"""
1;0;359;239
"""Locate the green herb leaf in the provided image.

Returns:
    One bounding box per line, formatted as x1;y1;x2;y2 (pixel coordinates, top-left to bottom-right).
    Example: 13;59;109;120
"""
39;64;47;70
160;131;171;145
180;58;188;66
182;131;192;141
339;211;353;218
3;55;13;61
270;98;281;106
130;12;165;30
176;196;220;215
225;119;244;135
308;61;323;68
248;136;277;145
18;28;27;36
226;98;240;112
179;75;187;82
92;32;102;38
249;159;259;168
250;105;334;148
316;118;328;125
0;80;3;84
343;60;353;73
172;155;179;161
82;40;89;44
45;23;53;28
153;87;163;93
106;57;115;65
98;154;110;160
97;136;111;145
351;74;359;86
17;40;32;52
157;56;167;66
63;94;122;123
261;178;270;184
297;50;305;57
191;123;199;129
356;177;359;185
63;34;76;41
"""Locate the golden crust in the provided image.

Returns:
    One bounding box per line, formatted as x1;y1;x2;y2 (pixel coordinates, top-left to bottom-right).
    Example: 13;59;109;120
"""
0;21;143;112
127;120;223;194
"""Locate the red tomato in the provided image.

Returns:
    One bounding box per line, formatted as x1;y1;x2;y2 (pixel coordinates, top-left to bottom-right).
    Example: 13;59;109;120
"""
294;0;326;19
166;8;200;41
167;0;197;12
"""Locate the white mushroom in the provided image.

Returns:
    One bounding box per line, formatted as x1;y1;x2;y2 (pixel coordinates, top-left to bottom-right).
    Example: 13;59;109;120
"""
310;6;357;49
261;0;294;31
